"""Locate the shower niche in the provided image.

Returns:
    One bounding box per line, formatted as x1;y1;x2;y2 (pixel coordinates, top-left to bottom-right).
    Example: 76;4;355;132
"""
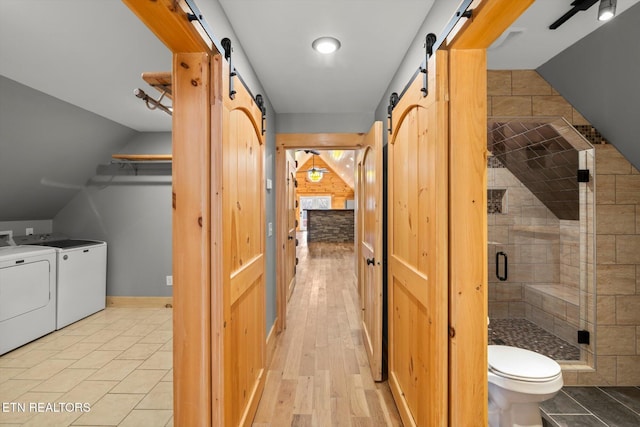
487;117;595;365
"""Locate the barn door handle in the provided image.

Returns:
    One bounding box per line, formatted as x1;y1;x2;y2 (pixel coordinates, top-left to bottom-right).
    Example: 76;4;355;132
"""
496;251;508;281
288;236;293;240
366;258;375;266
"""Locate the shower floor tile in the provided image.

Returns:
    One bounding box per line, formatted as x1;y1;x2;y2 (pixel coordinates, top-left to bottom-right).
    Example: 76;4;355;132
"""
489;318;580;360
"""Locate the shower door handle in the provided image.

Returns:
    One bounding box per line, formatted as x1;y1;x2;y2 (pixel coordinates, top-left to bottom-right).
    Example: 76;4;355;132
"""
496;251;508;281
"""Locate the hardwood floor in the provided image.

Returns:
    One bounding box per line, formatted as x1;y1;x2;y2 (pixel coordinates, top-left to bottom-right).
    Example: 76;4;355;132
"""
253;235;402;426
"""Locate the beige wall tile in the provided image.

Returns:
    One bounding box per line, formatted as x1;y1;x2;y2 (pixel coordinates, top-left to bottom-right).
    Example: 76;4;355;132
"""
577;355;617;385
616;296;640;325
596;175;616;205
542;295;566;320
489;302;509;318
495;283;523;301
616;176;640;204
529;305;554;331
616;236;640;264
596;235;616;264
491;96;532;116
596;205;635;235
596;264;636;295
572;108;590;126
595;145;632;175
597;326;636;355
508;302;526;317
487;70;511;96
554;318;577;345
597;296;616;325
566;302;579;327
511;71;552;96
524;287;543;308
532;96;573;119
560;370;578;385
616;357;640;386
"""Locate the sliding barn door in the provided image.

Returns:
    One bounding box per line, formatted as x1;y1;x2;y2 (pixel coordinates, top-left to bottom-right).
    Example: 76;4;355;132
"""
286;158;297;299
222;68;267;426
357;121;384;381
387;50;449;426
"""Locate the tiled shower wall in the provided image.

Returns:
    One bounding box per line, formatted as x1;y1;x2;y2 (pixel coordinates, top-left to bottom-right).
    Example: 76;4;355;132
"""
591;144;640;385
488;70;640;385
488;165;560;318
487;163;582;349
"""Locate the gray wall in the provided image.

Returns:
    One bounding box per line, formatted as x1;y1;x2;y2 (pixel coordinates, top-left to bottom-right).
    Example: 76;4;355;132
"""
276;112;373;133
200;1;278;334
537;2;640;170
54;132;172;297
0;220;52;238
374;0;462;134
0;76;137;220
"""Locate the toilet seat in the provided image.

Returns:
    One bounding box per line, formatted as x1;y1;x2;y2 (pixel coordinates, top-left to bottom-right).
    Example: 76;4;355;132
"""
488;345;561;382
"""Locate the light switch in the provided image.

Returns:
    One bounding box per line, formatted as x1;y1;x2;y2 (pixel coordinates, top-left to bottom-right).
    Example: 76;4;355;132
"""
266;178;272;190
268;222;273;236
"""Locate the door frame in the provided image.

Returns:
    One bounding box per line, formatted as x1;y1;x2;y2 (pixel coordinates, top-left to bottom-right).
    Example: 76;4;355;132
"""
275;133;365;332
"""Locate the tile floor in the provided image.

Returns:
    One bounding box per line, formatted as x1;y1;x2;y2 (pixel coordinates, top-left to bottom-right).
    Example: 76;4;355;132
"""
0;307;173;426
1;285;638;426
541;386;640;426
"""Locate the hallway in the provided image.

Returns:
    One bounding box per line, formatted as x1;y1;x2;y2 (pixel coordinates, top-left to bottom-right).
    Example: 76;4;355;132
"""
253;234;401;426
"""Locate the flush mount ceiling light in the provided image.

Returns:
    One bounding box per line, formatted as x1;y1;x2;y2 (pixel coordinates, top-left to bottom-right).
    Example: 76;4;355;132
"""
312;37;341;54
598;0;616;21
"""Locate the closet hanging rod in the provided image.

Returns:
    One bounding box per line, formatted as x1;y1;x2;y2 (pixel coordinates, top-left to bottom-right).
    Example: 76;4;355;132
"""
111;154;172;163
134;88;172;116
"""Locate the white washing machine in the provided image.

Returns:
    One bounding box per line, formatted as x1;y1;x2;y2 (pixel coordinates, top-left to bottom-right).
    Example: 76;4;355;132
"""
0;245;57;355
17;233;107;329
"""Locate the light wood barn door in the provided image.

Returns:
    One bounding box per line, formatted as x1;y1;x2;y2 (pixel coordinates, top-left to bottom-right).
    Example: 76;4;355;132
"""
222;74;267;426
286;159;297;300
387;50;449;426
357;121;384;381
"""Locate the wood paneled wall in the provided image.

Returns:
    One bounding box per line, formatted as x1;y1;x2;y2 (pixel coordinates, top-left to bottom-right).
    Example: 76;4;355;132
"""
295;156;354;227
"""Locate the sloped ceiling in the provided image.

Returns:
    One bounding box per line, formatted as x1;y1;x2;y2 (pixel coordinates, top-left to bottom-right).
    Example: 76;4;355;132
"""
537;2;640;171
0;76;138;220
295;150;355;189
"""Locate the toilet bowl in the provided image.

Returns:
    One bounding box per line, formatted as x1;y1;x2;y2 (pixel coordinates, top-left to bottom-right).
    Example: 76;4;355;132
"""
488;345;563;427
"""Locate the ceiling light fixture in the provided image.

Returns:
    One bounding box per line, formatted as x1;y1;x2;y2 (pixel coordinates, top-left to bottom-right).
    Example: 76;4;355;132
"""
598;0;616;21
312;37;341;54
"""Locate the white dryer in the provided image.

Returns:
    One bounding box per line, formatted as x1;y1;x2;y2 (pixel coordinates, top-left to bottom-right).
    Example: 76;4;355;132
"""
17;233;107;329
0;245;57;355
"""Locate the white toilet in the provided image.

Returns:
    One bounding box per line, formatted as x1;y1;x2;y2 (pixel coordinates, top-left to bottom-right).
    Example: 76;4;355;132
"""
488;345;563;427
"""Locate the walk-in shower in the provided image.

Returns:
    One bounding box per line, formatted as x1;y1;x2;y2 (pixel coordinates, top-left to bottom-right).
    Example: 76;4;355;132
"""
487;117;595;363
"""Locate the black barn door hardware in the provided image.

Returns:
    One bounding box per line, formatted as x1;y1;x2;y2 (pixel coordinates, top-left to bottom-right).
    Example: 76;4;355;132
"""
221;38;237;100
420;33;437;97
255;94;267;135
387;92;399;134
496;251;508;281
366;258;375;266
389;0;474;108
184;0;225;54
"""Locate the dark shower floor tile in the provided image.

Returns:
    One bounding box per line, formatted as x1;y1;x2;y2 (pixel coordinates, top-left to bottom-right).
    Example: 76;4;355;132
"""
541;387;640;427
489;318;580;360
